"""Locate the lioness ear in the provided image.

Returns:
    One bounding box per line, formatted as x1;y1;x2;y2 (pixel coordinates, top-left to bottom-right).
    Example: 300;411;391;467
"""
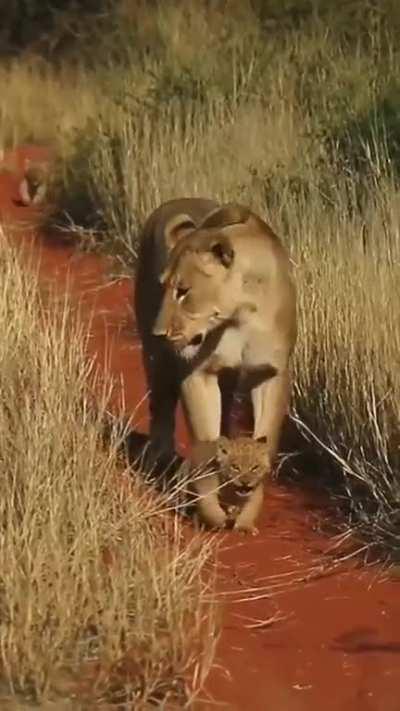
200;203;251;230
165;213;196;251
209;236;234;268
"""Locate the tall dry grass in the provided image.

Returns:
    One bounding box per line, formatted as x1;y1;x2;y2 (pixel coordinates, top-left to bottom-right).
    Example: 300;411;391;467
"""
0;233;217;707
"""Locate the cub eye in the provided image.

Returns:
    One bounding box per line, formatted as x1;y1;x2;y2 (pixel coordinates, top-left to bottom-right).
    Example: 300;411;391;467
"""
175;286;189;302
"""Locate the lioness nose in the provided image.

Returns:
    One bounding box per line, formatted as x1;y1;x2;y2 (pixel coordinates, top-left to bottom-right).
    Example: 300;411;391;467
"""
189;334;203;347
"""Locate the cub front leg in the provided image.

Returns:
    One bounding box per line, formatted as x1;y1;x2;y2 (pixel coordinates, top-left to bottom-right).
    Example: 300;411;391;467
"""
192;471;227;529
233;483;264;535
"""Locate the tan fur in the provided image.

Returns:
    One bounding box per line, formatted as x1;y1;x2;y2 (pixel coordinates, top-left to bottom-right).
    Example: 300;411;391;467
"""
134;198;296;525
18;159;49;206
1;155;49;206
190;437;270;533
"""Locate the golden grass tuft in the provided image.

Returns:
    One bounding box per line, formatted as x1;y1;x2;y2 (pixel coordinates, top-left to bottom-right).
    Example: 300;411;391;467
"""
0;231;217;707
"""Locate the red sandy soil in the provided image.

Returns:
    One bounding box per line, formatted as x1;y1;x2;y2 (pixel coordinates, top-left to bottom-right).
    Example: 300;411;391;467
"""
1;147;400;711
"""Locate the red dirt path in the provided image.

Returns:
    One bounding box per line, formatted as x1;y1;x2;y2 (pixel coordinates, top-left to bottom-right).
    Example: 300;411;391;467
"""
1;147;400;711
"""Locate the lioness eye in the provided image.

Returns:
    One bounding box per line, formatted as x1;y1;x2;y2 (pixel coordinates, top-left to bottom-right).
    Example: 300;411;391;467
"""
175;286;189;301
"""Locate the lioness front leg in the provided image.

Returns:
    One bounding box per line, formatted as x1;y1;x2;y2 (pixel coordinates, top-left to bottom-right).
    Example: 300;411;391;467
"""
181;372;226;527
233;483;264;534
251;369;290;464
181;371;221;442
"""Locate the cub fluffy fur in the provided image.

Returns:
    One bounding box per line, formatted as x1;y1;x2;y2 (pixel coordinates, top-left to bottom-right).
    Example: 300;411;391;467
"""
0;154;49;206
190;436;270;533
18;159;49;206
135;198;296;526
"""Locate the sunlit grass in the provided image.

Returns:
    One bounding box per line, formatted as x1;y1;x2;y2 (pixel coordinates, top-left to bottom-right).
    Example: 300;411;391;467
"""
0;232;217;706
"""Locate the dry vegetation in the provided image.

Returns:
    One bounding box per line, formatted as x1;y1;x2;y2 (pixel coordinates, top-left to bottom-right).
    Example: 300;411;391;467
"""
0;232;217;707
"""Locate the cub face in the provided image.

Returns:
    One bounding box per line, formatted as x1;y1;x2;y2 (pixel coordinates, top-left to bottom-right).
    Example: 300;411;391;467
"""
216;435;269;498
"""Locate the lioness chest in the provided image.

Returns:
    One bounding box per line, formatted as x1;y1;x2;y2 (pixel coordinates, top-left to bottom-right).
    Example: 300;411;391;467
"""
202;324;270;373
205;327;245;371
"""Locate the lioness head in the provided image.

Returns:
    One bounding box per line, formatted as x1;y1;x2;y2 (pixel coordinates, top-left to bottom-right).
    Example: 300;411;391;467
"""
217;436;269;497
152;203;251;360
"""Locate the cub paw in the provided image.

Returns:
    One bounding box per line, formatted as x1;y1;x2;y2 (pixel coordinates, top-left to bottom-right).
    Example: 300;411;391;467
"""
196;508;227;531
208;510;228;530
233;522;259;536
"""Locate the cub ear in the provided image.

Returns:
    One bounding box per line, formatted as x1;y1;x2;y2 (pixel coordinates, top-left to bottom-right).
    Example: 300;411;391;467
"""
217;436;230;458
165;213;196;251
200;202;251;230
255;436;267;444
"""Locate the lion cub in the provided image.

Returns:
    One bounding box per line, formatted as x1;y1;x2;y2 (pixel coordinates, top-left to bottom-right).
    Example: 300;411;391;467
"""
191;436;270;534
0;154;49;206
18;159;49;206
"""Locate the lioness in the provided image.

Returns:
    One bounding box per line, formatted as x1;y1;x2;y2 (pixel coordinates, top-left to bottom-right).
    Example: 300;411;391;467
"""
135;198;296;524
190;436;270;533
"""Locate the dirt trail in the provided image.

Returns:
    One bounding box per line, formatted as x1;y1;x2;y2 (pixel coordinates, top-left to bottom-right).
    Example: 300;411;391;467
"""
1;147;400;711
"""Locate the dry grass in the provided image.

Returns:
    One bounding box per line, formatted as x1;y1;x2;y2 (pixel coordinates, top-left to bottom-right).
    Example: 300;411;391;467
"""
0;232;217;707
289;175;400;551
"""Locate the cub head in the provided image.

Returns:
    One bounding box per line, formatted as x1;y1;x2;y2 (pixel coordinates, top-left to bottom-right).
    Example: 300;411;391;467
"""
216;436;269;497
152;203;251;360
